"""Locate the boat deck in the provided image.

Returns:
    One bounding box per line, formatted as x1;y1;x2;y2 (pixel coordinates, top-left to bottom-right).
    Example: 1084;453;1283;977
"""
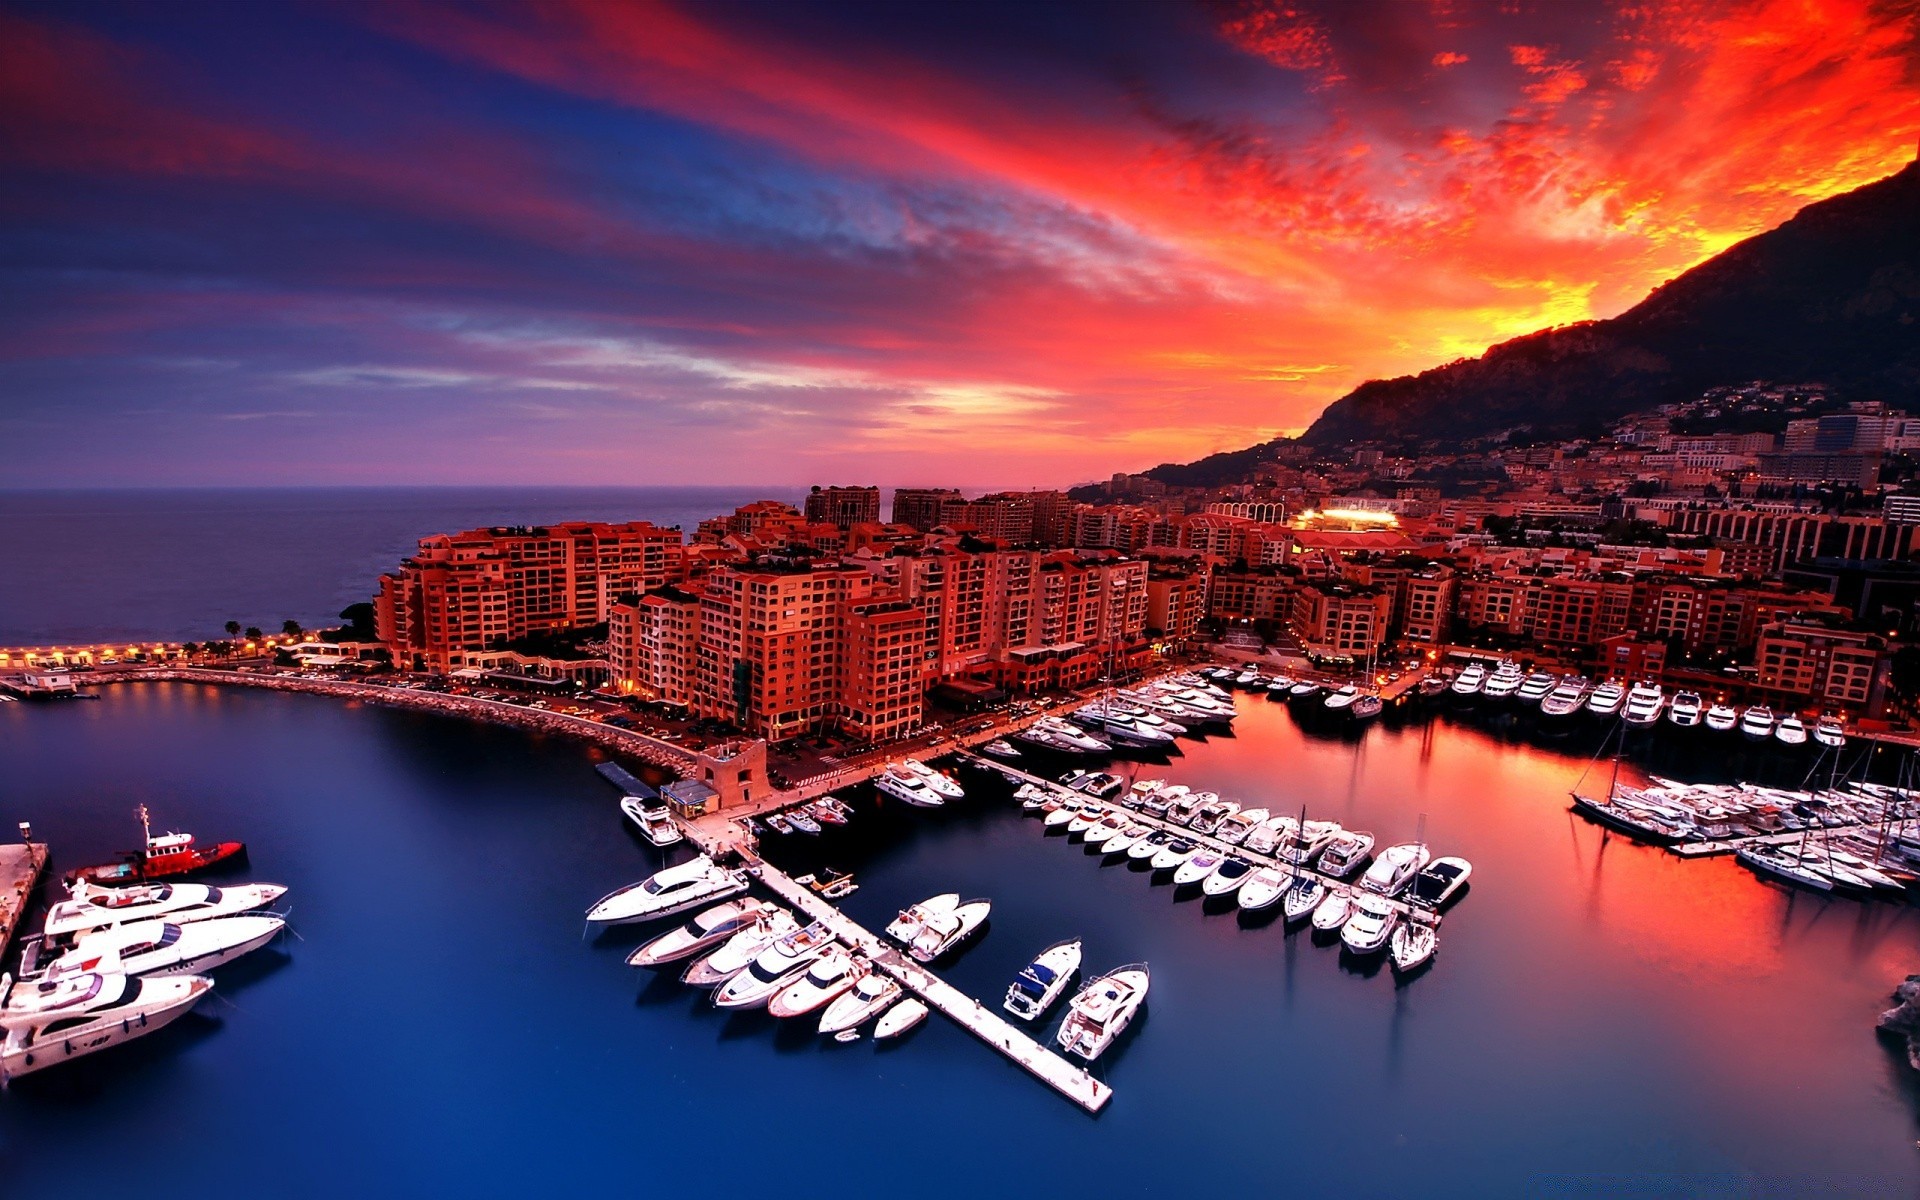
0;842;49;964
744;855;1113;1114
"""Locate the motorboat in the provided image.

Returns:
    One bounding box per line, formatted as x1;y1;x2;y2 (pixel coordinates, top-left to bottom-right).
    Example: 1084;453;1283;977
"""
1317;830;1374;877
620;796;682;847
65;805;246;887
1323;685;1359;711
1066;805;1109;838
1539;676;1589;718
1667;692;1703;728
1310;889;1356;931
817;971;902;1036
765;813;794;835
626;897;774;967
1360;843;1431;896
1201;856;1255;898
1083;812;1128;847
1340;894;1399;955
1416;675;1450;699
1128;829;1173;862
1288;681;1321;699
785;808;821;836
885;893;959;946
1172;850;1224;887
1517;672;1556;704
1350;694;1383;722
1482;663;1523;701
1236;865;1292;911
1775;715;1809;746
1705;703;1739;732
1121;779;1162;809
43;880;288;946
713;922;836;1009
1017;717;1111;754
586;856;748;926
876;764;943;807
1016;783;1051;811
1283;876;1326;921
1407;856;1472;909
1621;682;1665;727
873;997;928;1040
34;915;283;983
1141;784;1183;817
1814;717;1846;748
681;909;800;986
767;947;862;1018
1234;669;1260;686
1390;919;1437;972
1189;799;1238;835
1056;964;1149;1061
1242;816;1290;856
1449;664;1487;697
1003;938;1082;1021
1276;818;1343;867
896;895;992;961
1740;705;1776;741
0;969;214;1082
1150;838;1197;872
1044;799;1088;830
902;759;965;800
1586;681;1625;716
1070;772;1125;800
981;738;1021;760
1099;822;1150;856
1166;790;1206;825
809;799;848;826
1216;807;1268;846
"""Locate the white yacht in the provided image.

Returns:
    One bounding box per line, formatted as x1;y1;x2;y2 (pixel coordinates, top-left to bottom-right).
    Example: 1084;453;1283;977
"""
1407;857;1472;909
1215;807;1268;846
1283;876;1326;921
1236;865;1293;911
619;796;682;847
902;759;965;800
1360;843;1431;896
1128;830;1173;862
1813;717;1847;748
1201;857;1255;899
1740;705;1776;741
1774;714;1809;746
1172;850;1224;887
1150;838;1198;872
1449;664;1488;697
1;969;214;1082
885;894;959;947
1056;964;1149;1061
1483;662;1524;701
1066;806;1110;838
1242;816;1291;856
1667;692;1703;728
1621;682;1665;727
586;856;748;926
1390;919;1437;972
903;899;990;962
875;764;943;807
681;910;799;986
1189;799;1238;835
713;922;835;1009
627;898;774;967
1539;676;1589;718
1019;717;1111;754
1003;938;1082;1021
1585;681;1626;716
1043;799;1087;830
1317;830;1374;878
1310;889;1356;931
767;948;862;1019
35;915;282;982
1705;702;1739;732
1277;818;1344;867
981;738;1021;760
43;881;287;946
1340;894;1399;955
1517;672;1556;704
1323;685;1360;711
817;972;902;1036
873;998;928;1040
1099;822;1150;856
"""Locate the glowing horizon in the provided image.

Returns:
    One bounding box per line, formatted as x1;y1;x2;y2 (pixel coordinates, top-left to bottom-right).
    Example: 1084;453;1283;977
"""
3;0;1916;487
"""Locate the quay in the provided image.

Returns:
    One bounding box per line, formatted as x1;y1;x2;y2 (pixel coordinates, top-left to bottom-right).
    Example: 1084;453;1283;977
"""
595;761;658;798
0;842;49;963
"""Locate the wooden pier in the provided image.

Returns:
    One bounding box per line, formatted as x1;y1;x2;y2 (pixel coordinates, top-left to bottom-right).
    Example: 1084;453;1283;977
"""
0;842;49;964
747;857;1113;1114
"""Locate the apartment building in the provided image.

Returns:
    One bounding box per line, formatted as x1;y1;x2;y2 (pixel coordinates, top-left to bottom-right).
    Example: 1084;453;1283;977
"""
803;485;882;528
1755;619;1889;711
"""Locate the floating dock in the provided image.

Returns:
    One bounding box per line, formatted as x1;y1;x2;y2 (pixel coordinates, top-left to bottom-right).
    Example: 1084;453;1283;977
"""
595;761;658;799
749;856;1113;1114
0;842;49;964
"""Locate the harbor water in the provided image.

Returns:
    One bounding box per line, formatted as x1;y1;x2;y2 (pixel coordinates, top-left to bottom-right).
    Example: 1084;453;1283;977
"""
1;683;1917;1196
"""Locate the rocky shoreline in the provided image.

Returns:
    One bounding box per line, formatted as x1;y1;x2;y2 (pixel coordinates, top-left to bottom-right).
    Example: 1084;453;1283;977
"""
1877;974;1920;1071
101;668;697;776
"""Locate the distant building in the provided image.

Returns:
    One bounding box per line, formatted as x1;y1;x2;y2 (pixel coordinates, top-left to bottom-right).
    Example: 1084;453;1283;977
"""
890;487;964;530
803;485;881;528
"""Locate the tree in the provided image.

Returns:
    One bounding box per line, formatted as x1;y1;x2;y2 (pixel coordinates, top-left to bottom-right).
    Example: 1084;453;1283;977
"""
224;620;241;640
282;619;303;637
182;642;200;655
244;626;263;643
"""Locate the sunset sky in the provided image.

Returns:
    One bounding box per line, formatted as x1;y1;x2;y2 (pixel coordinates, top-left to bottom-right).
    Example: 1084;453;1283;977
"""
4;0;1918;488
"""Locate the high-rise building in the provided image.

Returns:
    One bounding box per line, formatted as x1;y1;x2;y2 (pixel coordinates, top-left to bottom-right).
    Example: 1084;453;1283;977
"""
803;485;881;528
891;487;963;530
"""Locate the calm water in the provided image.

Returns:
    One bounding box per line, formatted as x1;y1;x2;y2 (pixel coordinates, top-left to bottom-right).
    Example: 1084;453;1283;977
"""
0;486;799;645
1;685;1915;1197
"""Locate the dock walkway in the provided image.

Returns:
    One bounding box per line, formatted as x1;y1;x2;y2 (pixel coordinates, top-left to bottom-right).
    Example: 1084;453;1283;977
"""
0;842;49;964
747;857;1112;1114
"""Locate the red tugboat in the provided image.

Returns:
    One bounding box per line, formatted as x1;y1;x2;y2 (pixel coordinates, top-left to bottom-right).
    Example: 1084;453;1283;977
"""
65;805;247;886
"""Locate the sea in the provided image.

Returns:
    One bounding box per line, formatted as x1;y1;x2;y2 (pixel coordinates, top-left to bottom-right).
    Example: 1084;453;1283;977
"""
0;486;800;646
2;684;1917;1197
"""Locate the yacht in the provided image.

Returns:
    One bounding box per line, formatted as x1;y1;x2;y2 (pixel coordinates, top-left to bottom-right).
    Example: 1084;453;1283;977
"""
1323;685;1360;712
1236;865;1293;911
1283;876;1326;921
1099;822;1150;856
875;764;943;807
1066;805;1109;838
1083;812;1128;847
1018;717;1111;755
1482;663;1524;701
1128;829;1173;862
1390;919;1438;972
1166;790;1207;825
1350;694;1384;722
1242;816;1290;856
981;738;1021;760
1288;680;1321;699
1069;772;1125;800
0;969;214;1082
619;796;682;847
1277;819;1344;867
906;897;990;962
1316;830;1374;877
586;856;748;926
1774;714;1809;746
1201;856;1255;899
1621;682;1665;727
43;880;288;946
1016;783;1051;811
1216;807;1268;846
1813;717;1847;748
1517;672;1556;704
1189;799;1238;835
1172;849;1224;887
1360;843;1431;896
1449;664;1487;697
767;948;862;1019
1705;702;1739;732
1003;938;1082;1021
885;894;958;946
626;898;774;967
1539;676;1589;718
1056;964;1149;1061
1740;705;1776;741
873;998;928;1040
817;972;902;1036
681;910;800;987
1141;784;1183;818
1340;894;1399;955
1150;838;1198;873
1667;692;1703;728
785;808;821;836
1407;856;1472;909
34;915;282;982
1043;799;1086;830
902;759;965;800
1585;681;1626;716
1310;889;1356;931
713;922;836;1009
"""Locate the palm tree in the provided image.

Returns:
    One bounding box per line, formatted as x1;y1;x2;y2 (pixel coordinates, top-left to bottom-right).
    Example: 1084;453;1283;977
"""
282;619;303;638
224;620;241;641
244;626;263;645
